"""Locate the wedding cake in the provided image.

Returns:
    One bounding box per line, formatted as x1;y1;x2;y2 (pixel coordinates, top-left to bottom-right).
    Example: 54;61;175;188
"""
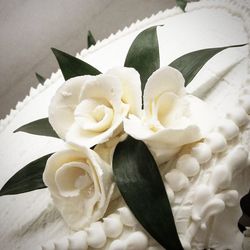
0;0;250;249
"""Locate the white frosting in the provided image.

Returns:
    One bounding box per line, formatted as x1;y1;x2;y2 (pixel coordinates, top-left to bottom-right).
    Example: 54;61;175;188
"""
103;214;123;238
191;142;212;164
69;231;88;250
226;107;249;127
204;132;227;153
217;119;239;140
0;0;250;249
126;231;148;250
176;154;200;177
86;222;107;248
165;169;189;192
109;240;126;250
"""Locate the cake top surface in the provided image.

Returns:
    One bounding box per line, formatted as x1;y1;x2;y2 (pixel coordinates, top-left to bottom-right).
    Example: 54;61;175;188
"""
0;0;250;249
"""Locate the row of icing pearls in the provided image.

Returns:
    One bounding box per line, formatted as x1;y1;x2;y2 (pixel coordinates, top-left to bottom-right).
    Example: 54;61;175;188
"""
163;99;250;249
167;0;250;248
163;1;250;248
40;206;163;250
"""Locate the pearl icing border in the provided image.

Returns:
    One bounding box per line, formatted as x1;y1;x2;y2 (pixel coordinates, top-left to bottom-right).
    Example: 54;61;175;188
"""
163;100;250;248
40;207;154;250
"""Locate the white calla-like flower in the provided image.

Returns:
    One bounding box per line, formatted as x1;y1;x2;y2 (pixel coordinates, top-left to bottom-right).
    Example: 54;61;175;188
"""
49;67;141;148
124;66;215;164
43;148;115;230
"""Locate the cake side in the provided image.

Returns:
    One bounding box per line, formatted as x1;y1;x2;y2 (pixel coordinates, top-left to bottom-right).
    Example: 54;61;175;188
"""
0;0;250;250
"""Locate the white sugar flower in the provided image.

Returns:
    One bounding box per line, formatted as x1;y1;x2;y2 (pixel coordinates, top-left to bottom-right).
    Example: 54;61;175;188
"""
124;66;214;164
43;147;115;230
49;67;141;148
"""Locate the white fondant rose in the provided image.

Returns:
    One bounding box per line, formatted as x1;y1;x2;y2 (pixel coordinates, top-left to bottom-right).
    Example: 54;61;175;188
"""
124;66;214;164
43;147;114;230
49;67;141;148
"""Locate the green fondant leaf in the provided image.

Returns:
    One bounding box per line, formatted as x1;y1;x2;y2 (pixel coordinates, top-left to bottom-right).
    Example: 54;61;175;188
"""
35;72;46;84
0;153;52;196
14;118;59;138
124;26;160;92
51;48;101;80
113;136;183;250
169;44;247;86
176;0;187;12
87;30;96;48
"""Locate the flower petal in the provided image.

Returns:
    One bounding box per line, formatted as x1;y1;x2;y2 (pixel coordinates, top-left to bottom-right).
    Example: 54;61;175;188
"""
79;74;123;111
124;115;201;147
43;150;86;197
144;66;185;117
107;67;142;116
43;148;115;230
48;75;94;139
55;161;93;197
66;114;124;148
74;99;114;132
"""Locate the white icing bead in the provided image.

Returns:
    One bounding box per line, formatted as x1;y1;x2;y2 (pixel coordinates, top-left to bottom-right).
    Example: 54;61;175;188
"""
109;239;126;250
204;132;227;153
86;222;107;248
103;214;123;238
226;107;249;127
165;169;189;192
176;154;200;177
239;95;250;114
210;164;232;191
126;231;148;250
211;147;248;191
118;207;137;227
191;142;212;164
69;231;88;250
217;119;239;140
226;146;248;170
